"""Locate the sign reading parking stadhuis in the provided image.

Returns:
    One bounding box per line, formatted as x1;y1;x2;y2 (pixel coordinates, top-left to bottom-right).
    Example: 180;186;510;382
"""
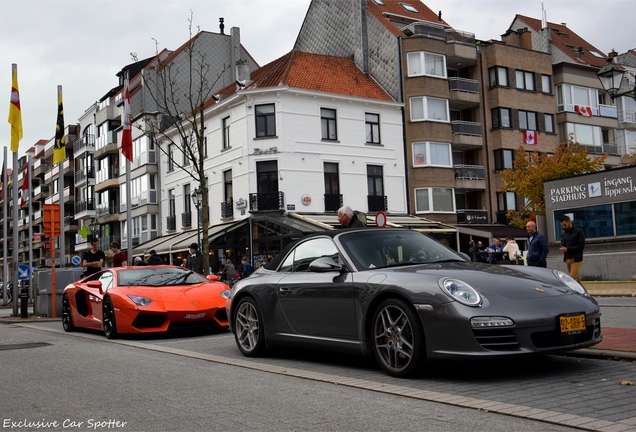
545;165;636;211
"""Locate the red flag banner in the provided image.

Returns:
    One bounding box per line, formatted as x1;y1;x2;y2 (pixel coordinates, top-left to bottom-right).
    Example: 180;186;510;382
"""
523;130;538;145
574;105;593;116
20;166;28;209
121;78;133;161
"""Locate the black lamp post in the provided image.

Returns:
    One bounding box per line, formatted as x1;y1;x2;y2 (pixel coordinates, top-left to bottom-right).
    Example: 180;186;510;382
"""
597;57;636;101
192;187;203;248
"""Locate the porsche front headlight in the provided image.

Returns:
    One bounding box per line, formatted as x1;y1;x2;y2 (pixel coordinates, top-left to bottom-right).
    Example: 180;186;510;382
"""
554;270;587;295
127;294;152;306
439;278;481;306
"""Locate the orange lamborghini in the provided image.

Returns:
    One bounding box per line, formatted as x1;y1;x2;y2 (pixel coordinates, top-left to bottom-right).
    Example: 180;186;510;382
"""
62;266;230;338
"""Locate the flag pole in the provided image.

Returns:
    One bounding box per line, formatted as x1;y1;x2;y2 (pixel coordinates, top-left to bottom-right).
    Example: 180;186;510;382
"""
58;85;65;271
2;146;7;305
27;153;33;307
12;148;19;316
123;72;133;264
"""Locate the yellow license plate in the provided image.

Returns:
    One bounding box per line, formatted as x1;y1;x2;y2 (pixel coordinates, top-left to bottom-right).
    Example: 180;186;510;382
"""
560;313;586;334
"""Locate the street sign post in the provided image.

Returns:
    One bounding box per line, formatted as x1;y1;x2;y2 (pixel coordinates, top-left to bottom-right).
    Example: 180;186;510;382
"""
43;204;61;317
72;256;81;267
17;264;31;281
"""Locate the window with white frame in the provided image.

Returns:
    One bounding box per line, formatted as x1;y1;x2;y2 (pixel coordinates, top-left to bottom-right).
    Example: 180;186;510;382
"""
515;70;535;91
321;108;337;140
519;110;537;130
412;142;452;167
407;51;446;78
365;113;380;144
410;96;449;122
167;144;174;171
415;187;455;213
488;66;508;87
556;84;599;115
561;122;603;147
491;107;511;129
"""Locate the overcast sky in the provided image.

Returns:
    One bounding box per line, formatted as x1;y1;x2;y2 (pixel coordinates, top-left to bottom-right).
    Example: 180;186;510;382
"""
2;0;635;165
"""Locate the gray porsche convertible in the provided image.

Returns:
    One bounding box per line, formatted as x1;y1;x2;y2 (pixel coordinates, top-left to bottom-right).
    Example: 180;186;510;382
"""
226;228;601;377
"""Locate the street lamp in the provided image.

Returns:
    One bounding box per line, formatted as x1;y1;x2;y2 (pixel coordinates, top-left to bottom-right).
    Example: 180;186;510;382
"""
597;57;636;101
191;186;203;248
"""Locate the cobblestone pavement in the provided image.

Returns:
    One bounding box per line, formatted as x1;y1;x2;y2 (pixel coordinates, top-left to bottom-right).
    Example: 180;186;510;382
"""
7;321;636;432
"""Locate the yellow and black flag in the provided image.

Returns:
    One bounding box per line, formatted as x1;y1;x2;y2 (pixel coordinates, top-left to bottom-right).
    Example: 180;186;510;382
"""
52;85;66;166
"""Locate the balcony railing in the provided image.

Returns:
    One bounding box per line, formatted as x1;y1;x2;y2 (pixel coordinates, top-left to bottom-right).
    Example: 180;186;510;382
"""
220;199;233;219
451;121;482;136
403;21;475;45
73;134;95;154
599;104;618;118
249;192;285;212
367;195;387;213
74;166;95;186
182;211;192;228
95;201;117;218
166;215;176;231
75;199;95;215
448;77;479;93
587;143;625;156
454;164;485;180
95;166;119;184
324;194;342;212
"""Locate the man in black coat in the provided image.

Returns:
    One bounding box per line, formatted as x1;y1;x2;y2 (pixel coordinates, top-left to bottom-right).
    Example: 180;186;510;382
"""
146;249;164;265
337;206;365;228
525;220;549;268
558;215;585;283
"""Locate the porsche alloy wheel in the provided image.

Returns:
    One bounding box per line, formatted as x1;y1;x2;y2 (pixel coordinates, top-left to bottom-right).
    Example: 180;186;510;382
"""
372;298;425;378
103;298;118;339
62;294;75;332
234;297;265;356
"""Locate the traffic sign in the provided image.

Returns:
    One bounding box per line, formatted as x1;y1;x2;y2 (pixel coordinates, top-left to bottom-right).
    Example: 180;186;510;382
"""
375;211;387;228
17;264;31;281
72;255;82;267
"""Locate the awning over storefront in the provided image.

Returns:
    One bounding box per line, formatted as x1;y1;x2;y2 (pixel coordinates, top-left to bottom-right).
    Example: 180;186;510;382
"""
290;213;458;234
454;224;528;240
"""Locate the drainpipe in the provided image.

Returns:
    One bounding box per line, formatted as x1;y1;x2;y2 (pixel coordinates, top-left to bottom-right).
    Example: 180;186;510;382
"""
477;44;494;222
397;36;410;214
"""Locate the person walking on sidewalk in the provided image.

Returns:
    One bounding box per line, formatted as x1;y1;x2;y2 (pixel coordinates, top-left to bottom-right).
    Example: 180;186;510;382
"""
525;221;549;268
82;238;105;277
186;243;204;274
559;215;585;283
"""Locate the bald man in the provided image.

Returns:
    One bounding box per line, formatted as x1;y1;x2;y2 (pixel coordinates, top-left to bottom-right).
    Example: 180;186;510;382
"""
525;221;549;267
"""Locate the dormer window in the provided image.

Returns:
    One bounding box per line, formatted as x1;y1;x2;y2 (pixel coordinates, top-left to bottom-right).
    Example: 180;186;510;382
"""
400;2;419;13
371;0;385;5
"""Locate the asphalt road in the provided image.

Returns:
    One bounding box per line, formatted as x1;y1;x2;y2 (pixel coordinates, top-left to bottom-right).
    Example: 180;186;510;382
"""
1;324;576;432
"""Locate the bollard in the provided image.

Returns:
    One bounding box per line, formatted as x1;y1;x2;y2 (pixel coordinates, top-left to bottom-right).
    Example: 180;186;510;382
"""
20;286;29;318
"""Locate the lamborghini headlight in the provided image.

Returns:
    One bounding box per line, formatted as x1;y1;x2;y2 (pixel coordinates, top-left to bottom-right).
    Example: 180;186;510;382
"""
127;294;152;306
554;270;587;295
220;289;231;299
439;278;482;306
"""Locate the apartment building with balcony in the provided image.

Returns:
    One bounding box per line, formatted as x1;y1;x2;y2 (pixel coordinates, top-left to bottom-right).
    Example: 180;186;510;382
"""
508;16;623;166
478;30;560;224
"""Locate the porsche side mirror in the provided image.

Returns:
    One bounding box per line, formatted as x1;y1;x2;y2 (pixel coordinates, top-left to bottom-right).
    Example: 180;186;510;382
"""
309;257;343;273
206;274;219;282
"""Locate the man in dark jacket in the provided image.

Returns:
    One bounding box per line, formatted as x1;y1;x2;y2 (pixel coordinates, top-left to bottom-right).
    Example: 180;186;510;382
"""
559;215;585;283
525;220;549;268
147;250;164;265
186;243;204;274
337;206;365;228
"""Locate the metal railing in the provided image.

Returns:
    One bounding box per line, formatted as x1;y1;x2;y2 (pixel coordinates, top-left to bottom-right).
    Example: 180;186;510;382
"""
75;199;95;214
451;121;482;136
166;215;176;231
403;21;475;45
448;77;479;93
182;211;192;228
324;194;343;212
220;199;233;218
454;164;485;180
367;195;387;213
73;134;95;154
249;192;285;212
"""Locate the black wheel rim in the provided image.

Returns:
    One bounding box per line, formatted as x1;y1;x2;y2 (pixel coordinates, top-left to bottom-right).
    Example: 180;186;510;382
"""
235;301;259;352
103;300;115;337
373;304;415;374
62;295;72;329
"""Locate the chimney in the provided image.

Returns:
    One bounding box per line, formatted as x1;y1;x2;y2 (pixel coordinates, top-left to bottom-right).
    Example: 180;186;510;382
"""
219;18;225;35
438;11;442;22
609;49;618;58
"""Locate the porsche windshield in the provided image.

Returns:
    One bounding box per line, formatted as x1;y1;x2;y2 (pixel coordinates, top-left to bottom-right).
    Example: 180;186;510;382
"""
340;229;465;270
117;268;209;287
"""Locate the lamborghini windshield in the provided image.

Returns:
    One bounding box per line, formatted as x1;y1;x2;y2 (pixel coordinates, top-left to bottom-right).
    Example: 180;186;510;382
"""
117;268;209;287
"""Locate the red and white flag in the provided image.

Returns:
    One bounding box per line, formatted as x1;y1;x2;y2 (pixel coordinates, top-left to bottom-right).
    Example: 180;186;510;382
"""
19;166;28;209
574;105;593;117
523;130;538;145
121;78;133;162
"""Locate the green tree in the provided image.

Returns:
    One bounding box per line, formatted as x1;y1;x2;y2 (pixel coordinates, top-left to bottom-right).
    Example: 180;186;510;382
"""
500;138;607;228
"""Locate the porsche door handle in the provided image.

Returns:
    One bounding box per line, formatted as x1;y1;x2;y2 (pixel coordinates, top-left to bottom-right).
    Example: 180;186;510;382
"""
279;287;291;295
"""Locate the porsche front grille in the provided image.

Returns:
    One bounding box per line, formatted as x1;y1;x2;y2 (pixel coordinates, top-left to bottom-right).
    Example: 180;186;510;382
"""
473;328;520;351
